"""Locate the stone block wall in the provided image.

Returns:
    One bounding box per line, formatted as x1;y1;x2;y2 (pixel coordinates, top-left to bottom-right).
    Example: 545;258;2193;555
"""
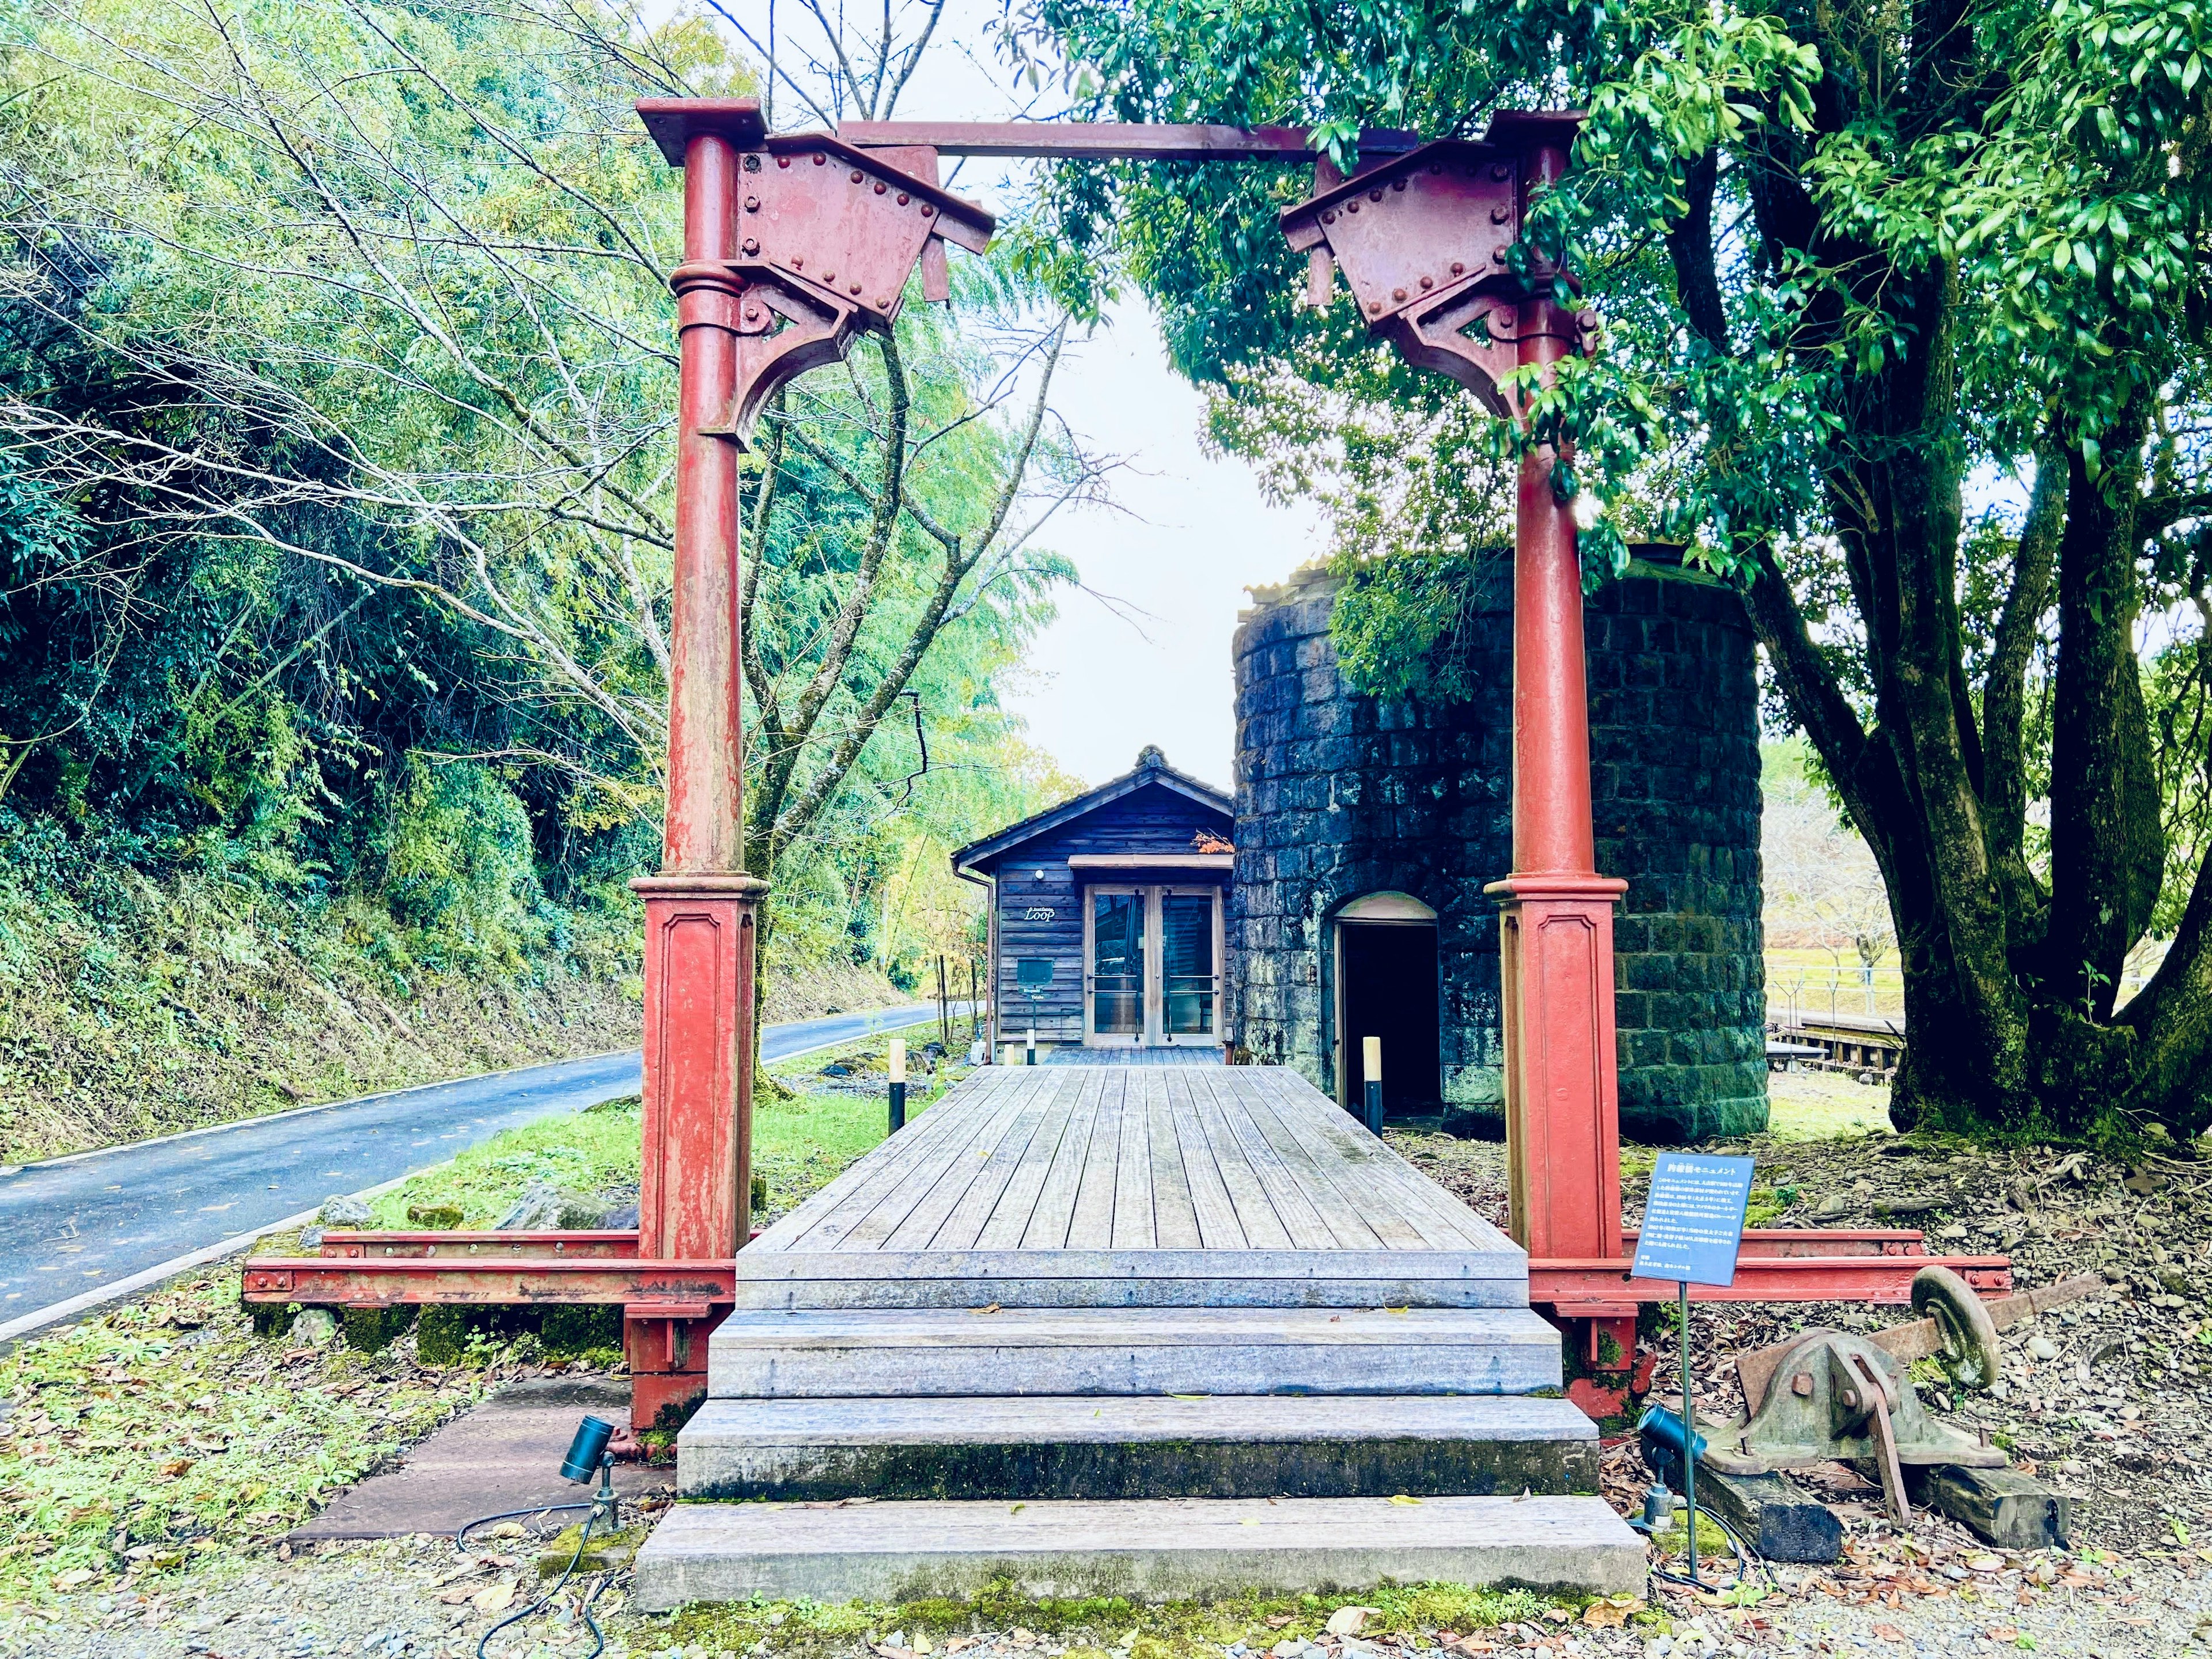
1228;560;1767;1143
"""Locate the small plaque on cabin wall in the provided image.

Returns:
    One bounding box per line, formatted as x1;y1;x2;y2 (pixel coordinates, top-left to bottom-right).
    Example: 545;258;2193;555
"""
1015;959;1054;991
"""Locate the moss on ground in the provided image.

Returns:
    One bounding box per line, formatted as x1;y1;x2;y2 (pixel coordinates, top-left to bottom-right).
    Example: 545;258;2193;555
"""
662;1581;1644;1658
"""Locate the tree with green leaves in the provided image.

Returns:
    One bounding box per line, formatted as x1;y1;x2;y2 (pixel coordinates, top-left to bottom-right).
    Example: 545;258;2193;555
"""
1007;0;2212;1138
0;0;1088;987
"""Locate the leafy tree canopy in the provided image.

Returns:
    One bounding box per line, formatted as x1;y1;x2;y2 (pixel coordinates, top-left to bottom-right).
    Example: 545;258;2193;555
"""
1006;0;2212;1138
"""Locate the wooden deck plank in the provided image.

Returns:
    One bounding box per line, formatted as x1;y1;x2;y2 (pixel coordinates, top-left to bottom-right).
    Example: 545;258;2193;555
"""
971;1070;1086;1251
764;1075;991;1254
922;1069;1073;1251
1187;1071;1294;1251
830;1074;1040;1254
1225;1071;1422;1252
1166;1069;1246;1251
881;1070;1059;1252
1110;1069;1160;1249
1147;1070;1205;1251
1274;1097;1505;1251
1065;1071;1127;1251
1196;1071;1338;1251
733;1066;1528;1312
1013;1071;1107;1251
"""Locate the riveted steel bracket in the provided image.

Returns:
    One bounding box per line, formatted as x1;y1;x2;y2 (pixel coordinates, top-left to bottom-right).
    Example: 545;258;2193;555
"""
1279;131;1596;417
696;135;994;441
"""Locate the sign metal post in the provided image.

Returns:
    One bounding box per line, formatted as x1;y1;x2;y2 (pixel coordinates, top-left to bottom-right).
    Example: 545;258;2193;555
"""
1632;1152;1756;1588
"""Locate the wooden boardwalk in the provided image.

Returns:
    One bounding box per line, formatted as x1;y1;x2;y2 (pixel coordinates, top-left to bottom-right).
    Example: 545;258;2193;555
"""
734;1064;1525;1309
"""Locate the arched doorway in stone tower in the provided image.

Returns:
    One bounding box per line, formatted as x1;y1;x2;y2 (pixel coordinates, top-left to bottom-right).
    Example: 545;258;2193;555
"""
1332;891;1442;1121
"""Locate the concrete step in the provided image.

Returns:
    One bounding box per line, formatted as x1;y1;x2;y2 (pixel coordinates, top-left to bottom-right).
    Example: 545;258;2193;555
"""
677;1393;1599;1501
706;1306;1563;1398
632;1495;1646;1608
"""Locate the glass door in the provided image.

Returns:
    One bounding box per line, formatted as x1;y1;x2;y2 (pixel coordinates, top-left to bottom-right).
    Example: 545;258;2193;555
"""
1084;884;1220;1046
1086;888;1146;1043
1161;889;1219;1040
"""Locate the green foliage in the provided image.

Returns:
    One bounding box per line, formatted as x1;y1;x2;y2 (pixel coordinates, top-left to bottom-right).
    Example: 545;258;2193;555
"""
0;0;1079;1119
1010;0;2212;1134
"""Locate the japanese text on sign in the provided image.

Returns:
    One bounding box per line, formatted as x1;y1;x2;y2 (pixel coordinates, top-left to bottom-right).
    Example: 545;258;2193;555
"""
1632;1153;1756;1287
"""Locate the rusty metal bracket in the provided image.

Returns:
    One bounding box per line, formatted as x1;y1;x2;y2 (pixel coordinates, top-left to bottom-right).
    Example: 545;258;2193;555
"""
692;132;994;442
1278;132;1595;417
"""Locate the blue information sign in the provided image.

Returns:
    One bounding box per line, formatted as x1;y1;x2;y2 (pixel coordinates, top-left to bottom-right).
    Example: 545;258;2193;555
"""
1632;1153;1756;1287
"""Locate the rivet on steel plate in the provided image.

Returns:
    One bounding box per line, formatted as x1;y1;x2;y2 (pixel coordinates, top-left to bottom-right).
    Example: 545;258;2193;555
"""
897;191;909;204
791;255;803;268
1392;287;1406;301
1321;211;1334;224
874;182;887;195
876;296;891;308
850;169;863;183
1493;248;1506;264
849;281;862;295
1492;206;1509;224
921;204;934;217
1450;261;1465;275
1367;300;1381;314
1391;179;1406;192
1346;201;1359;214
1491;164;1509;180
777;156;790;168
741;238;759;255
813;153;825;165
1419;275;1433;289
823;268;834;280
1368;188;1382;202
744;196;759;212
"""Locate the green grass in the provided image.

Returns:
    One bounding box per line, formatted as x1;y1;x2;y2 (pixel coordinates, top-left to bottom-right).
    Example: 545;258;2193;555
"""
368;1094;647;1228
660;1580;1646;1658
368;1016;965;1228
1765;1067;1895;1140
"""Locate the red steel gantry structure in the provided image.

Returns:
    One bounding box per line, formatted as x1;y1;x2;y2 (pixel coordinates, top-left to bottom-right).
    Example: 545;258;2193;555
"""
243;99;2005;1427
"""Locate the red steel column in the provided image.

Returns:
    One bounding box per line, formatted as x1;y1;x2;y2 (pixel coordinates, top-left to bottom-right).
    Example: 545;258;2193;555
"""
628;123;766;1431
1487;135;1628;1277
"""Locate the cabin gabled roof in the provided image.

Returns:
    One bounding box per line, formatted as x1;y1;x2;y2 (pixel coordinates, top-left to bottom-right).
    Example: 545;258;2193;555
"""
951;746;1233;877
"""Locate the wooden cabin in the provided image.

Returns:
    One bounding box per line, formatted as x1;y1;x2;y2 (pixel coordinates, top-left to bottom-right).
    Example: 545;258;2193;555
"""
953;747;1233;1057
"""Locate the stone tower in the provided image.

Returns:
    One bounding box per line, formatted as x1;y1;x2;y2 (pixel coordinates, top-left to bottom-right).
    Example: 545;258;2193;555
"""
1228;556;1767;1143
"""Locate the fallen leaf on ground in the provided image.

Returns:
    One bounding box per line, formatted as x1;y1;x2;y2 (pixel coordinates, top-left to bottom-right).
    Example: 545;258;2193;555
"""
1870;1624;1908;1644
471;1579;517;1615
1581;1603;1629;1628
1325;1607;1379;1635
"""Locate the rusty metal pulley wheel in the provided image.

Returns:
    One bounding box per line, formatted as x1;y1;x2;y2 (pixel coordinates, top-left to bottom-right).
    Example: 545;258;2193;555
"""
1912;1263;2002;1390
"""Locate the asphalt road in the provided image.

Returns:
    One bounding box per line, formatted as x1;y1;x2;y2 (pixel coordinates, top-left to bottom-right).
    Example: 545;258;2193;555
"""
0;1001;955;1336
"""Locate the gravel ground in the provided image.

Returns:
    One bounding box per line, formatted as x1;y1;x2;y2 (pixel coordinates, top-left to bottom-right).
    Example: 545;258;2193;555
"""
9;1543;2209;1657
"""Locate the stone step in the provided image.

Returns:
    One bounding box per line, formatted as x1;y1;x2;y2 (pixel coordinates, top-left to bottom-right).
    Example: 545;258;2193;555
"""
706;1306;1562;1399
632;1495;1646;1608
677;1393;1600;1501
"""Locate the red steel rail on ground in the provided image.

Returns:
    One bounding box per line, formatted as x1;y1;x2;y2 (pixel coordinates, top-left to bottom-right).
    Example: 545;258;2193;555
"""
243;101;2009;1429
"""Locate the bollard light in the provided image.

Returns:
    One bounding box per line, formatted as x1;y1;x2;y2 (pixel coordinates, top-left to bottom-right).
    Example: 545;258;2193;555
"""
1026;1027;1037;1065
1003;1043;1019;1067
888;1037;908;1134
1362;1036;1384;1135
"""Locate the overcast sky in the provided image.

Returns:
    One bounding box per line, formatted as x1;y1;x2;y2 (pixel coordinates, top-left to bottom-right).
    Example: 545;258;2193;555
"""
721;0;1326;793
